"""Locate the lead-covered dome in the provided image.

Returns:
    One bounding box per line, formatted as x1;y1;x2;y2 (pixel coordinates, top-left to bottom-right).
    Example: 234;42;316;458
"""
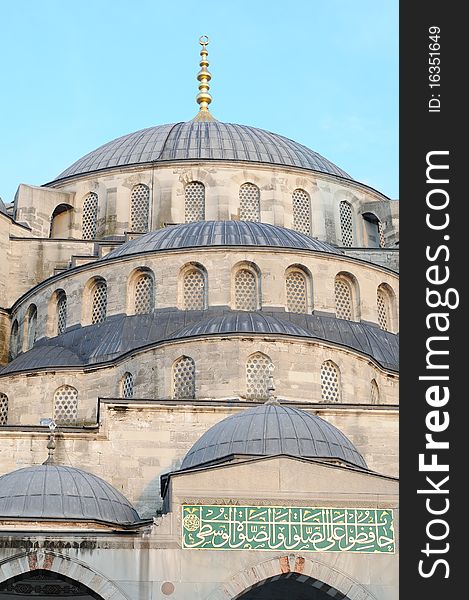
103;220;340;260
51;121;352;182
0;464;141;525
181;403;367;470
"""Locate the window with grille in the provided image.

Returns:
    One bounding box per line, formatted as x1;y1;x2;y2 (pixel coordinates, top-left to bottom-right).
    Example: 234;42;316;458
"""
239;183;260;221
134;274;154;314
53;385;78;425
371;379;380;404
321;361;341;402
339;201;353;246
378;220;386;248
235;269;258;311
184;182;205;222
130;184;150;232
91;281;107;324
286;270;308;313
82;192;98;240
27;306;37;350
292;189;311;235
10;320;19;359
121;372;134;399
335;277;353;321
173;356;196;399
377;288;389;331
246;353;272;400
57;292;67;335
183;269;206;310
0;393;8;426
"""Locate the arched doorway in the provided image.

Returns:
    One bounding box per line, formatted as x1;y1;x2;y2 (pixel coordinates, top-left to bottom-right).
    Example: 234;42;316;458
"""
0;569;104;599
234;573;350;600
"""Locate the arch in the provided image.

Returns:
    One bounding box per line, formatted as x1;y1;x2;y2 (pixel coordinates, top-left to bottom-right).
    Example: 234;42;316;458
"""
184;181;205;222
334;272;360;321
180;263;207;310
371;378;380;404
9;319;19;360
377;283;398;332
292;188;311;235
339;200;354;246
130;183;150;233
321;360;341;402
246;352;273;400
205;554;377;600
233;262;261;311
82;192;98;240
0;552;131;600
128;268;155;315
362;212;386;248
83;277;107;325
120;372;134;399
49;203;73;238
0;392;8;425
285;264;312;313
56;289;68;334
53;385;78;425
172;355;196;399
26;304;37;350
239;182;260;221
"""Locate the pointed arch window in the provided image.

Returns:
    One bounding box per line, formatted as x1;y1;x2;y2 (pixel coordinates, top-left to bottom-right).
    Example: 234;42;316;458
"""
173;356;196;399
0;393;8;425
53;385;78;425
321;361;341;402
334;277;353;321
239;183;260;221
91;280;107;324
184;182;205;222
121;372;134;399
339;201;353;246
57;291;67;335
183;267;206;310
134;273;154;314
130;184;150;232
27;305;37;350
82;192;98;240
286;269;308;313
292;189;311;235
234;268;258;311
246;352;273;400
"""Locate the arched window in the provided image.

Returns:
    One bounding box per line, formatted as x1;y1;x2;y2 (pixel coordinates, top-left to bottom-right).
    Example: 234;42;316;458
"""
57;291;67;335
49;203;73;239
183;267;206;310
239;183;260;221
91;280;107;324
0;393;8;425
339;201;353;246
10;320;19;359
377;286;391;331
234;268;259;311
286;268;309;313
173;356;196;399
53;385;78;425
246;352;273;400
334;276;353;320
292;189;311;235
26;305;37;350
134;273;154;314
371;379;380;404
184;182;205;222
321;360;341;402
130;184;150;233
82;192;98;240
362;212;386;248
121;372;134;399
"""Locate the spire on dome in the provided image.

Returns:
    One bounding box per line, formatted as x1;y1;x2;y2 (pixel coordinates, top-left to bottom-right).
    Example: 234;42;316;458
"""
193;35;216;122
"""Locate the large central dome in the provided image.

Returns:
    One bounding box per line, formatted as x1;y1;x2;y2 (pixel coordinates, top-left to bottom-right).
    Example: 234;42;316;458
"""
51;121;352;183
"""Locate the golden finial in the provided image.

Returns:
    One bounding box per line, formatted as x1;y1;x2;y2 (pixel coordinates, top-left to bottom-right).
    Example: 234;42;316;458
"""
193;35;216;122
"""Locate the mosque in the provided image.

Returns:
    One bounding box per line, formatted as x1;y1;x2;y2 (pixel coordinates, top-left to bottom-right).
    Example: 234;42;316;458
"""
0;38;399;599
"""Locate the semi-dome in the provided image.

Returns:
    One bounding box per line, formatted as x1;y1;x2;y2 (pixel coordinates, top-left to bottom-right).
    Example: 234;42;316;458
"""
180;403;367;470
102;220;340;260
51;121;352;183
0;464;141;525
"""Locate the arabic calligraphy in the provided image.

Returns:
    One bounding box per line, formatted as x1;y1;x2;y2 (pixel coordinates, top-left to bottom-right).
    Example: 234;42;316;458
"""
182;505;395;553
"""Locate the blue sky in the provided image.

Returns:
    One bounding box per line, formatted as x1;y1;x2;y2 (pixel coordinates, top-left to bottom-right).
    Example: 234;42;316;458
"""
0;0;398;203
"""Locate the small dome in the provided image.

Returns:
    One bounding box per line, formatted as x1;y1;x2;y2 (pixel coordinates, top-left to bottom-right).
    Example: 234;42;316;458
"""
181;403;367;470
0;464;140;525
103;221;340;260
51;121;352;183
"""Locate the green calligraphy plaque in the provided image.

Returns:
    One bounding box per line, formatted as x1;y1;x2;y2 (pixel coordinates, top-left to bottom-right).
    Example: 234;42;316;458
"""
182;505;395;553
